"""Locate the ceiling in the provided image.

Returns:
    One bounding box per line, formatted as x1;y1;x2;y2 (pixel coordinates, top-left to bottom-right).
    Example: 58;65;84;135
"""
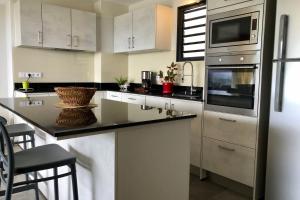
104;0;144;6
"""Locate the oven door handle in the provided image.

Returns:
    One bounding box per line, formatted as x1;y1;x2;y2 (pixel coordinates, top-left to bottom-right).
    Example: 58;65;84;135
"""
207;66;257;69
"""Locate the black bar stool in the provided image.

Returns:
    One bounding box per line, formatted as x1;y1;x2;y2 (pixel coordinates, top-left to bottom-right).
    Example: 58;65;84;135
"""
0;116;35;149
0;123;79;200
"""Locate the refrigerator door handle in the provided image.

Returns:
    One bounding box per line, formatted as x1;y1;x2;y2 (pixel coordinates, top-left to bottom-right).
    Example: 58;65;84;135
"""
274;15;289;112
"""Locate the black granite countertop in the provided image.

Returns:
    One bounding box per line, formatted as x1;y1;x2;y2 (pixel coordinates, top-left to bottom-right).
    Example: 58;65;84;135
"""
14;82;204;102
114;90;203;102
0;97;196;138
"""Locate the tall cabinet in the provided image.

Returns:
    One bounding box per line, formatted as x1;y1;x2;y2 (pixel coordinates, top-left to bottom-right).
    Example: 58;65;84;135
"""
114;4;172;53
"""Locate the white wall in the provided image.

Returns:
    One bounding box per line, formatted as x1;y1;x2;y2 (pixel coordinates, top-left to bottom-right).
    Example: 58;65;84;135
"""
94;0;128;83
127;0;205;87
0;1;13;97
0;4;8;97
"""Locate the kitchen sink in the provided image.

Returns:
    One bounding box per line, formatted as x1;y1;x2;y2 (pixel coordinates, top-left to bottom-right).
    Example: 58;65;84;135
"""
172;93;201;99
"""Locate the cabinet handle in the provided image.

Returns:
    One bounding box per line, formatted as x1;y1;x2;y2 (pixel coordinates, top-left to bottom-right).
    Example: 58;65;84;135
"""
128;37;131;49
219;117;237;123
165;102;169;110
171;104;175;110
38;31;43;44
128;98;136;101
218;145;235;152
67;34;72;47
132;36;135;48
73;35;79;47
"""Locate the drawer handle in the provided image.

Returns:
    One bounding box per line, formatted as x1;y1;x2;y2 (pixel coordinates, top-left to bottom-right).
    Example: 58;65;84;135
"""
128;98;136;101
165;103;169;110
111;95;118;98
219;118;237;123
218;145;235;152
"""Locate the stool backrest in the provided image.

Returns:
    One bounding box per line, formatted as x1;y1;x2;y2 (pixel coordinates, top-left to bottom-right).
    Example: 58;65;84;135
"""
0;116;7;125
0;123;14;199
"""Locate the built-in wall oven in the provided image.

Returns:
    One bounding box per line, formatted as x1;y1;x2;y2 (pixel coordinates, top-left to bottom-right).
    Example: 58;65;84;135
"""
207;4;263;54
204;53;260;116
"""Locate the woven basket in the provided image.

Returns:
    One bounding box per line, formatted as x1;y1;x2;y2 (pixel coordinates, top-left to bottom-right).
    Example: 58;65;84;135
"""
54;87;97;106
56;108;97;127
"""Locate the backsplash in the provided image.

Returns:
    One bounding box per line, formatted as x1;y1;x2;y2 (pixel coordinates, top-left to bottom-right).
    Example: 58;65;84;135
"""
128;51;205;87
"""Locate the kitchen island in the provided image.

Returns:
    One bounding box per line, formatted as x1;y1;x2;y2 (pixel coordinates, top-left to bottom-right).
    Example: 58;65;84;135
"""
0;96;196;200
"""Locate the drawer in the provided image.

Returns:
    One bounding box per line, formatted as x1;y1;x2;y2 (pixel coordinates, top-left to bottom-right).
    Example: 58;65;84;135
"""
207;0;262;11
121;93;146;105
202;137;255;186
106;91;122;102
170;99;202;114
146;96;171;109
203;111;257;148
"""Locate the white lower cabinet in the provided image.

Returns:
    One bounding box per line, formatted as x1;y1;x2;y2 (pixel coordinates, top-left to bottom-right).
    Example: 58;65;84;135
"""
202;137;255;187
146;96;170;109
121;93;146;105
203;111;257;149
170;99;203;169
106;91;123;102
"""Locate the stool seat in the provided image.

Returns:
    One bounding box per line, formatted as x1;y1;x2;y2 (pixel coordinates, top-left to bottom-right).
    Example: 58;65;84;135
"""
14;144;76;174
6;124;35;137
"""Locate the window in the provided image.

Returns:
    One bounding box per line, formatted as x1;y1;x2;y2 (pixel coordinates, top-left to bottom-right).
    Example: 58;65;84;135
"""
177;2;207;61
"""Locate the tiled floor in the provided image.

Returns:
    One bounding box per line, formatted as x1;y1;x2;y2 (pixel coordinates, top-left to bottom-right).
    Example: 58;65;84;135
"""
1;175;249;200
189;175;250;200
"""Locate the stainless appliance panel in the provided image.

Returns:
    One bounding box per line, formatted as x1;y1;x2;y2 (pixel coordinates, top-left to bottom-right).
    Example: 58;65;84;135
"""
207;0;264;12
206;52;261;65
266;0;300;197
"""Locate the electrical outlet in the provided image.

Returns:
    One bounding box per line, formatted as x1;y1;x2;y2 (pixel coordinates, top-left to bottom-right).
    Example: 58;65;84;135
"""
18;72;43;78
19;100;43;107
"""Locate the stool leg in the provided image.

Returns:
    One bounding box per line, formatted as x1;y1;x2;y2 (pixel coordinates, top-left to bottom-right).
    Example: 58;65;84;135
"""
34;172;39;200
54;168;59;200
30;133;35;148
70;164;78;200
23;135;30;183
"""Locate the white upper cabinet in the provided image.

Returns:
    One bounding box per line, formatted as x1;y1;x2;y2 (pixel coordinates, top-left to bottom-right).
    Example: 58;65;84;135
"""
71;9;96;52
42;4;72;49
114;13;132;53
114;4;172;53
132;6;156;51
14;0;43;47
14;1;96;52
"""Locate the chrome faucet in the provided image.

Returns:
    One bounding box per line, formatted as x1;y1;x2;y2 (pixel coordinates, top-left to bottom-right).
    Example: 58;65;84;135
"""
182;62;195;95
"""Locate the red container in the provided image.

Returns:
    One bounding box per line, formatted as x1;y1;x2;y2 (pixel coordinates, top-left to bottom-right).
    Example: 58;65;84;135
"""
162;82;173;94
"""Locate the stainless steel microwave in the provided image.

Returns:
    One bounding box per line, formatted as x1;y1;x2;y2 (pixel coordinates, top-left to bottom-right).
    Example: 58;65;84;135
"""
207;5;263;54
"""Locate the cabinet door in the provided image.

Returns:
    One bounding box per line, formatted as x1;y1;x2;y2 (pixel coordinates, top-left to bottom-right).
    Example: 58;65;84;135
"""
132;6;155;51
71;9;96;52
114;13;132;53
42;4;71;49
14;0;43;47
170;99;203;168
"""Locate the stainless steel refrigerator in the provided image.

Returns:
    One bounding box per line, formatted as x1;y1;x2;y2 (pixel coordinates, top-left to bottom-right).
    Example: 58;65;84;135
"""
265;0;300;199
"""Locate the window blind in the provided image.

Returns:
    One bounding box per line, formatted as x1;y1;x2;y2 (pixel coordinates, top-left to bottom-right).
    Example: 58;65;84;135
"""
177;2;207;61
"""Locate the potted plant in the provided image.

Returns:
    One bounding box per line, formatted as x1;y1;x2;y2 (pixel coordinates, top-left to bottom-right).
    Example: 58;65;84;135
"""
159;62;178;94
115;76;128;91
